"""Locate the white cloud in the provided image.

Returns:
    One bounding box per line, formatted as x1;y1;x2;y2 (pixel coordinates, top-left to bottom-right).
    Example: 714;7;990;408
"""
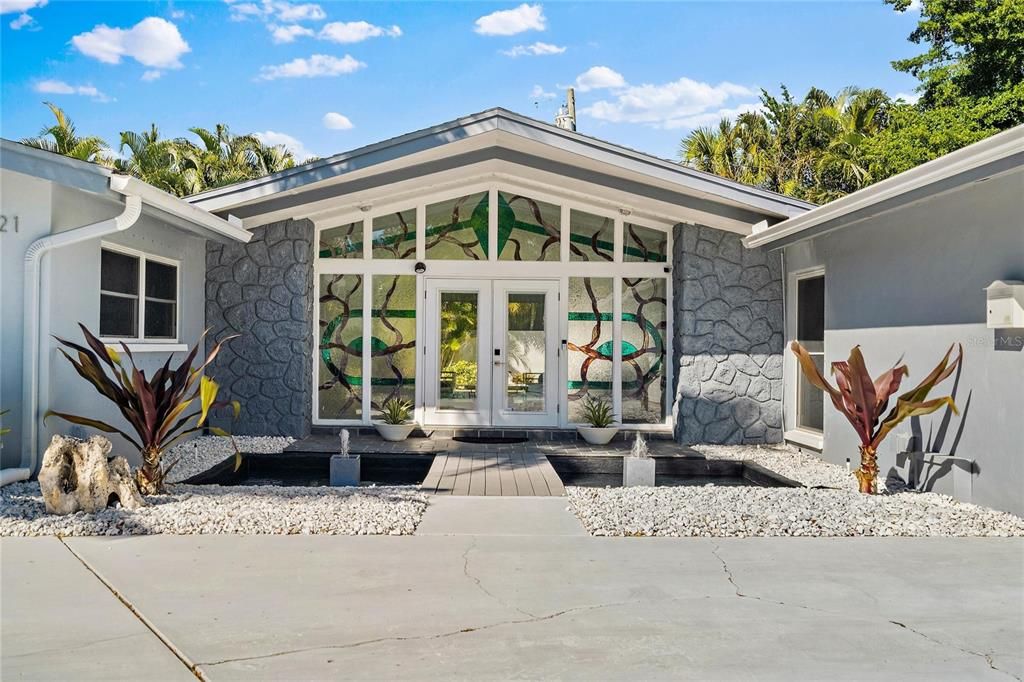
575;66;625;92
581;74;756;129
474;3;545;36
141;69;163;81
661;103;763;130
169;9;187;19
318;20;401;43
893;91;921;104
530;84;555;100
0;0;45;13
226;0;324;23
71;17;190;69
258;53;365;80
2;0;45;29
322;112;354;130
269;23;314;43
33;79;109;101
254;130;316;161
907;0;922;10
502;41;564;57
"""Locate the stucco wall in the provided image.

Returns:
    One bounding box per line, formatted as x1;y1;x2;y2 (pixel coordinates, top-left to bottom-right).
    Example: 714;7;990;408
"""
205;219;314;437
0;170;53;468
672;223;784;444
782;168;1024;516
44;184;209;468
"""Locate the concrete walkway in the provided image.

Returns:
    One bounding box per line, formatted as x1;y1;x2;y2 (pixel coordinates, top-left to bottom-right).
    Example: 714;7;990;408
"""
2;534;1022;681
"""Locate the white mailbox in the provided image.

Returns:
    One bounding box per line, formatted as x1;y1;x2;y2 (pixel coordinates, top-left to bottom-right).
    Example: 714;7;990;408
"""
985;280;1024;328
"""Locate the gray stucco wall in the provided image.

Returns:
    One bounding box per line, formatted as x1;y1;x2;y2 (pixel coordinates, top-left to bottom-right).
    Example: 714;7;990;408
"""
205;219;314;437
672;223;784;445
782;168;1024;516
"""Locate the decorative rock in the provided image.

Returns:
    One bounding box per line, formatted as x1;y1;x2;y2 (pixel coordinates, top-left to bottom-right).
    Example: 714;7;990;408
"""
38;435;144;515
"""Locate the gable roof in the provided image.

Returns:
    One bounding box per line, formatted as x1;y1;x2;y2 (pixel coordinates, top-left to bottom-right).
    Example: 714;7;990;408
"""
744;124;1024;249
187;108;812;231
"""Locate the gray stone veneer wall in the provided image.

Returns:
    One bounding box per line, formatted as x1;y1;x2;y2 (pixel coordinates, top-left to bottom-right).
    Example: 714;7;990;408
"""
672;223;784;444
205;219;314;437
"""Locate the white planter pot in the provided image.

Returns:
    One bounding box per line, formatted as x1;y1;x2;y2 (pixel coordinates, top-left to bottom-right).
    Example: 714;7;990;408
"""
374;423;415;442
577;426;619;445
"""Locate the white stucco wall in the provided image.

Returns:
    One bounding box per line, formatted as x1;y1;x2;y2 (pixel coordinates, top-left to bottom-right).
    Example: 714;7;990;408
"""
1;169;209;469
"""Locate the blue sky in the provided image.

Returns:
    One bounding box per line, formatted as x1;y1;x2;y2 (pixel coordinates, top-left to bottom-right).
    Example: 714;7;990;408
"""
1;1;924;161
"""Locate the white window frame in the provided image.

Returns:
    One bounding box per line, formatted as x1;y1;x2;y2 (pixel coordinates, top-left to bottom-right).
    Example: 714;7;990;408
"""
99;242;182;347
784;265;825;450
312;180;674;431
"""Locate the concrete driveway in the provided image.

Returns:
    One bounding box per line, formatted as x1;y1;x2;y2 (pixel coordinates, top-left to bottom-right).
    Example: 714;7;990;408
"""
3;498;1022;681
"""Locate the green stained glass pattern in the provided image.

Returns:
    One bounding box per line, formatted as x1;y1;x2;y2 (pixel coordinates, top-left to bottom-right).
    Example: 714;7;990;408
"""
621;277;667;423
320;221;363;259
568;277;614;423
497;192;560;261
569;209;614;262
425;192;489;260
370;275;416;412
372;209;416;259
319;274;363;419
623;223;667;262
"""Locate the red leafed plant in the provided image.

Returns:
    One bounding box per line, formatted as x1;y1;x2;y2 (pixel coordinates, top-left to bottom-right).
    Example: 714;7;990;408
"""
45;324;239;494
791;342;963;494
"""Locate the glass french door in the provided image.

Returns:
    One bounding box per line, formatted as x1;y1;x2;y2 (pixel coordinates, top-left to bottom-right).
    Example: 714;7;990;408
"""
423;278;559;426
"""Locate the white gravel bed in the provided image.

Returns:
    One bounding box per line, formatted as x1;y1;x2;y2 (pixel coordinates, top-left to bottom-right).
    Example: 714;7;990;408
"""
0;482;427;537
166;435;295;483
567;444;1024;537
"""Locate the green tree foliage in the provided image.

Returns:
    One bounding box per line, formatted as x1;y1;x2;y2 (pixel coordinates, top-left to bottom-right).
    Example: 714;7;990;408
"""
21;103;298;197
681;0;1022;203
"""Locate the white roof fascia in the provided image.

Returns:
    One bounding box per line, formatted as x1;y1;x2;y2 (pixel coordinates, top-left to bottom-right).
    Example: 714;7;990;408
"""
744;124;1024;249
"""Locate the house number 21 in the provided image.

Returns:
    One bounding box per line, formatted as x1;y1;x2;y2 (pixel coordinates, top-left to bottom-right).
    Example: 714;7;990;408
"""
0;215;19;233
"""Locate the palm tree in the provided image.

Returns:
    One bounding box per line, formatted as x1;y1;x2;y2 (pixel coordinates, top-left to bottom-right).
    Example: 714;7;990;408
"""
116;125;187;195
810;88;890;202
22;102;110;164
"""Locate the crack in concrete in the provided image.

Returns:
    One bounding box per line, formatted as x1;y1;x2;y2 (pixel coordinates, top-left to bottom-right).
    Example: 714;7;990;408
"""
711;544;1019;681
57;538;207;681
199;599;634;668
461;538;537;619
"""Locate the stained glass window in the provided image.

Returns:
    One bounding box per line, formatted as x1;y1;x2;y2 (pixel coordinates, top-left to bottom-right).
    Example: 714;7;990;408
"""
623;223;667;263
372;209;416;259
370;275;416;412
320;221;363;259
425;192;489;260
319;274;363;419
569;210;614;262
621;277;667;423
497;191;560;261
568;277;614;423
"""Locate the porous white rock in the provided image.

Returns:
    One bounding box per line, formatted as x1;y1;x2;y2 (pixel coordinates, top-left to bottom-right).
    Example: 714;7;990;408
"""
37;435;144;515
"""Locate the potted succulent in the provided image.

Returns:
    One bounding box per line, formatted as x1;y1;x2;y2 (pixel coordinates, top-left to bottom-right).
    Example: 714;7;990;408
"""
576;397;619;445
374;398;416;442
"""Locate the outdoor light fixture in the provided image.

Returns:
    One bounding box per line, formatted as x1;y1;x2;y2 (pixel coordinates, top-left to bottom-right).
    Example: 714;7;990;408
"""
414;261;426;274
985;280;1024;328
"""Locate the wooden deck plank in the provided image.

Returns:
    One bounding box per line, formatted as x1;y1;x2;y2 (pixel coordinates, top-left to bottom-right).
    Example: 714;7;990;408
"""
434;453;460;494
452;453;472;496
536;455;566;496
497;455;518;496
420;453;448;493
467;455;487;496
483;455;501;496
510;452;535;496
520;451;551;496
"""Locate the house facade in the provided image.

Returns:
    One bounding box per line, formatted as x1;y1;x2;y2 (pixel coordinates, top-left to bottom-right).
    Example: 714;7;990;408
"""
187;109;812;442
746;125;1024;516
0;140;250;480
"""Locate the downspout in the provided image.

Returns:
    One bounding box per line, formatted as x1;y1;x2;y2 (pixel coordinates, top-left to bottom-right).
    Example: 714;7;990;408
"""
2;174;142;486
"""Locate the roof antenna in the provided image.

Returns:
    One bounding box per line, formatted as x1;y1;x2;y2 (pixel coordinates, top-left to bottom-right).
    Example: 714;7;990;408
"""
554;87;576;131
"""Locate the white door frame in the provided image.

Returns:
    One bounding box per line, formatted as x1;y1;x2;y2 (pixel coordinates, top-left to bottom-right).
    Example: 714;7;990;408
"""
491;279;560;428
